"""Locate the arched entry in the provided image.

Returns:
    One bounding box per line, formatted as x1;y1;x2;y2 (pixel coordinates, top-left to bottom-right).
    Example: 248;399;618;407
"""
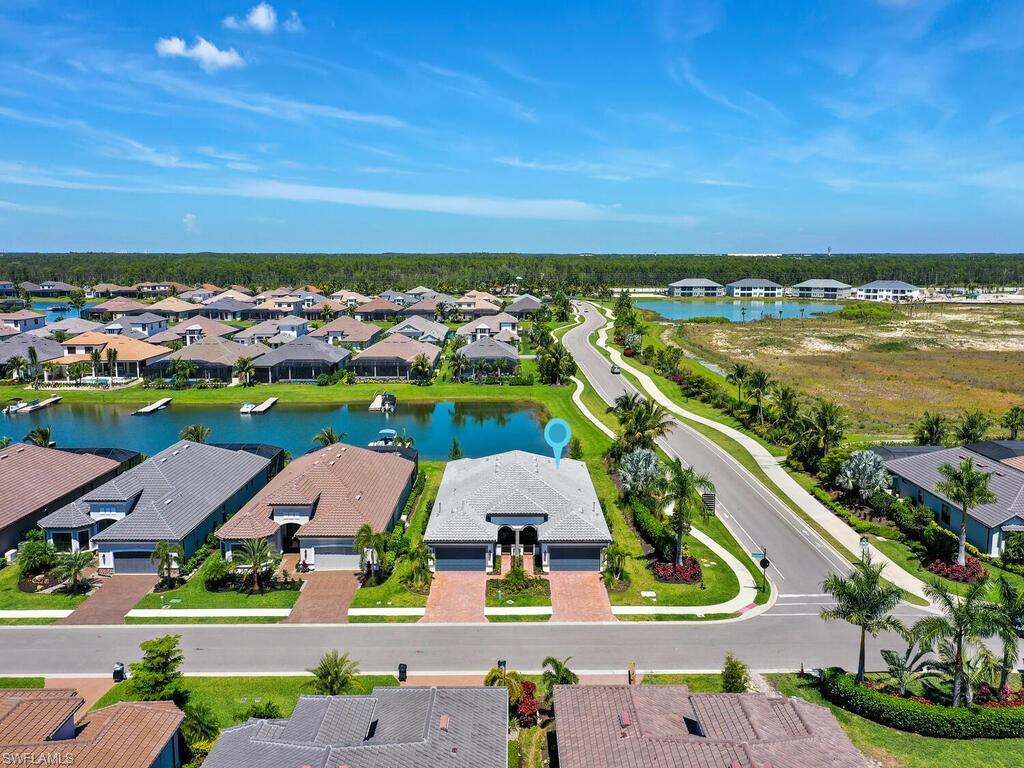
281;523;301;553
497;526;515;555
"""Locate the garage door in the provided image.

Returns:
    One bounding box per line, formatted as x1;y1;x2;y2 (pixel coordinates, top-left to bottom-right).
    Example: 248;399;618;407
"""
314;545;362;571
113;552;158;574
549;546;602;571
434;546;487;571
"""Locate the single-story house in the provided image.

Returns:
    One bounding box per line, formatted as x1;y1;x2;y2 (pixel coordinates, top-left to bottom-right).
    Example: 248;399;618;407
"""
667;278;724;297
0;443;122;556
454;295;500;318
52;331;172;380
161;337;269;382
424;450;611;572
883;446;1024;557
101;312;168;339
203;686;507;768
0;687;184;768
252;335;350;383
464;289;500;302
387;315;450;344
725;278;784;298
459;336;519;377
301;298;347;320
199;297;254;321
133;281;190;297
505;293;543;317
456;312;519;341
38;440;279;573
203;289;256;305
147;315;238;347
179;287;216;303
350;335;441;379
0;309;47;333
0;280;16;296
20;281;81;297
354;297;403;321
308;315;382;349
85;282;136;298
84;297;150;319
855;280;921;302
0;335;64;370
379;289;417;306
400;296;451;320
218;443;416;569
791;279;852;300
233;315;308;347
406;285;434;296
26;317;102;339
146;296;205;322
552;684;868;768
329;288;372;306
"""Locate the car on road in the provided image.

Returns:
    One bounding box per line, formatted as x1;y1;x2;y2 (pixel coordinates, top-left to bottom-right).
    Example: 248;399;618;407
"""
610;364;621;374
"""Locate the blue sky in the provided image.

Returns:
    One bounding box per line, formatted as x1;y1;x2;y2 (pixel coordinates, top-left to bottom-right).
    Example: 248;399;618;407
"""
1;0;1022;253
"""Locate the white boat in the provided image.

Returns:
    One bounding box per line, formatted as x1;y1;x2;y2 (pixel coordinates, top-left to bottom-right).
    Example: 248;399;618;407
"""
2;400;25;415
239;401;256;414
368;428;398;447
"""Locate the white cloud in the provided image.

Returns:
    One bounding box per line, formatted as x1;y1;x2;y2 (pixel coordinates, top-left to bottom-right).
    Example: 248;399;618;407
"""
283;11;305;33
155;36;245;73
0;199;66;215
183;212;198;232
223;3;277;34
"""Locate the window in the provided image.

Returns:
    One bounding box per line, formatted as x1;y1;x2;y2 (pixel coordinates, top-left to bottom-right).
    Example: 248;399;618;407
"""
77;530;90;549
940;504;951;525
52;532;72;552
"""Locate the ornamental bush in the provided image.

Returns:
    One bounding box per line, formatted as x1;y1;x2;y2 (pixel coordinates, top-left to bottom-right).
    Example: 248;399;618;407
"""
630;499;675;562
820;669;1024;739
927;556;988;583
652;557;702;584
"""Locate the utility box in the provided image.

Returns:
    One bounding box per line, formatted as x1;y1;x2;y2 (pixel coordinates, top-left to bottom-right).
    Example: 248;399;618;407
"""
398;663;407;683
113;662;125;683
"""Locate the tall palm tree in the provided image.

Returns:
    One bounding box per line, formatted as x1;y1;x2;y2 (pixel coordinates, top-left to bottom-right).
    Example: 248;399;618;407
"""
150;540;184;584
105;347;119;379
602;543;627;581
409;353;433;382
312;426;344;447
954;409;992;445
746;369;773;424
612;397;673;453
179;424;211;443
726;362;750;403
449;351;469;381
353;523;387;571
772;383;801;429
994;577;1024;692
405;542;433;590
484;665;524;705
5;355;28;381
307;650;360;695
820;559;905;683
799;400;847;460
55;549;94;592
914;577;1004;706
182;701;220;744
1002;406;1024;441
237;537;276;594
664;458;715;564
541;656;579;697
26;346;40;386
935;457;996;566
25;426;53;447
90;348;102;379
913;411;948;446
234;356;255;387
68;293;87;317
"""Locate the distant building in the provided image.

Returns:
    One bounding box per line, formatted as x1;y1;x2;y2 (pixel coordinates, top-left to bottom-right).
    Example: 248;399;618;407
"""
504;293;543;318
667;278;724;298
0;280;16;296
133;281;190;297
0;309;46;333
855;280;921;302
791;279;852;300
146;296;205;322
308;315;383;349
161;336;269;382
456;312;519;341
387;316;450;344
101;313;168;339
252;336;350;383
233;316;308;347
725;278;783;298
350;335;441;379
354;297;403;322
84;297;149;319
20;281;81;297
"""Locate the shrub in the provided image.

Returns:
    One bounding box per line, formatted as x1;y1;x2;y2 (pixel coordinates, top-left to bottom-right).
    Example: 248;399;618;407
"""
316;373;331;386
17;539;56;575
921;522;983;562
240;700;282;720
1002;532;1024;566
820;669;1024;738
203;554;233;591
652;557;702;584
927;557;988;583
630;499;675;562
721;652;750;693
503;564;531;593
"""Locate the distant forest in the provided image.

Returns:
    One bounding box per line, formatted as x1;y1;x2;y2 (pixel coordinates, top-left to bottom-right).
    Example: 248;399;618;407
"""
4;252;1024;293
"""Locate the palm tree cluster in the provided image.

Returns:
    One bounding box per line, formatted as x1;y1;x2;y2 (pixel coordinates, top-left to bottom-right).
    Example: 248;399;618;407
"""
605;392;673;465
536;341;576;385
913;406;1024;447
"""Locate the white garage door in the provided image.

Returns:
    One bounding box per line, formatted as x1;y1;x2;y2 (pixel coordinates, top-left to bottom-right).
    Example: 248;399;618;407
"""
314;545;361;570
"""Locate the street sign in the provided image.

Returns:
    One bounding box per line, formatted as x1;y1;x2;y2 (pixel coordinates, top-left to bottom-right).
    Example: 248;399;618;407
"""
760;558;771;570
751;552;764;559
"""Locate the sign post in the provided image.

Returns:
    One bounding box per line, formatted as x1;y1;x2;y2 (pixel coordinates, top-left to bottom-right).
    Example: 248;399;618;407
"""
751;547;770;592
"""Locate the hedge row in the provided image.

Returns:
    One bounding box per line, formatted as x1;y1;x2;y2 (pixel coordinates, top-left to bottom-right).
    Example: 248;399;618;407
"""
820;669;1024;739
629;499;675;563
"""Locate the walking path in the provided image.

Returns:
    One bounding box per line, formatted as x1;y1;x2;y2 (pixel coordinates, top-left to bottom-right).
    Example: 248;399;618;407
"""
56;575;158;625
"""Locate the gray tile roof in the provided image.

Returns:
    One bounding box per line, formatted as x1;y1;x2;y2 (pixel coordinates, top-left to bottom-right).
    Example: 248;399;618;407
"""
40;441;270;540
792;279;852;289
425;450;610;544
884;447;1024;528
505;294;543;312
727;278;783;289
201;298;253;313
166;336;268;366
456;313;518;336
668;278;723;288
253;336;350;367
26;319;102;339
203;687;508;768
858;280;919;291
969;440;1024;461
460;336;518;361
387;315;450;340
0;335;64;364
234;317;305;340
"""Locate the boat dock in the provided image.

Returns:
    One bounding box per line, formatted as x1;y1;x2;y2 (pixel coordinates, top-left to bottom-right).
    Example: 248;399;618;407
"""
368;392;397;412
250;397;278;414
132;397;172;415
20;396;61;413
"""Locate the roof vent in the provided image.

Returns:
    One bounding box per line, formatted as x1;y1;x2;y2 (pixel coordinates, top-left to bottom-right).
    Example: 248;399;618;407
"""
159;457;168;463
15;446;24;453
165;499;173;505
355;493;362;500
439;713;450;732
618;710;631;728
172;450;179;456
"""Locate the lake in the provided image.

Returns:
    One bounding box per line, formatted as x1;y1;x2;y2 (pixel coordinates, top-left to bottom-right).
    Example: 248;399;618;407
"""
3;400;551;460
31;301;82;324
636;299;844;322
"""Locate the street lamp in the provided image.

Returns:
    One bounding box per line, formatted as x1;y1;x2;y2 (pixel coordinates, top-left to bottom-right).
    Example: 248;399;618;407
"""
859;535;870;562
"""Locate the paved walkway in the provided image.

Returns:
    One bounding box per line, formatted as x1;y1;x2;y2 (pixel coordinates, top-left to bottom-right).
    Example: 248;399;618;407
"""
56;575;158;625
549;573;614;622
283;570;360;624
422;572;487;623
45;677;114;711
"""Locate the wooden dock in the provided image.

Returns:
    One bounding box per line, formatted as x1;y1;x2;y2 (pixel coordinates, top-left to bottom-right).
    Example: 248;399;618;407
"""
20;396;61;413
250;397;278;414
132;397;172;415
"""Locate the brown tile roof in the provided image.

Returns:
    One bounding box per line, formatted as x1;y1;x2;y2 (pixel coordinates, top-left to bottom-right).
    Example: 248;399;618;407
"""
89;297;149;314
355;335;442;364
217;443;415;540
147;297;200;313
308;316;382;343
552;685;868;768
1;310;46;322
60;332;171;363
0;689;81;743
0;443;118;531
356;297;403;314
1003;456;1024;472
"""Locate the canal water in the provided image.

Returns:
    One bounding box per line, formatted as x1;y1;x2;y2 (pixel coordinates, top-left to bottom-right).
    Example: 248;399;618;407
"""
3;400;551;460
31;301;80;324
636;299;844;322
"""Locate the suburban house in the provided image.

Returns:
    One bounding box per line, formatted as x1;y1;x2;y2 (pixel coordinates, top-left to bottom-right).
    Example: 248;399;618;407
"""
456;312;519;341
101;313;168;339
454;294;500;318
53;332;172;379
968;440;1024;466
254;287;294;300
203;289;256;305
0;335;65;370
350;335;441;379
552;684;868;768
855;280;921;302
459;336;519;377
217;443;416;569
882;446;1024;557
379;289;417;306
0;279;16;296
505;293;543;317
233;316;308;347
0;309;47;333
301;297;347;320
354;297;403;321
791;278;852;299
203;687;507;768
146;296;205;322
400;296;451;319
85;282;136;298
20;281;80;297
0;443;122;556
246;296;305;321
179;286;216;303
424;450;611;572
0;687;184;768
387;315;450;344
38;440;279;573
26;317;102;339
252;336;350;383
133;281;190;297
330;288;372;306
406;285;434;297
667;278;724;297
308;315;382;349
147;315;238;346
199;297;254;321
84;297;150;319
162;337;269;382
725;278;784;298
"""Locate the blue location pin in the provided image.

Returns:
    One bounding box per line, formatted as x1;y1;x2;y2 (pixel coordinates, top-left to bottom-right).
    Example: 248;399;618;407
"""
544;418;572;468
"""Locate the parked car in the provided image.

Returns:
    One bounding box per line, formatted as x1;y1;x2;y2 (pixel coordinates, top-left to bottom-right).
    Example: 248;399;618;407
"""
610;364;621;374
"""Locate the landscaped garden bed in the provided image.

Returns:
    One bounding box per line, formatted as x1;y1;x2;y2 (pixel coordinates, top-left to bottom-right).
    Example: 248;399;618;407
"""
135;555;301;610
486;571;551;608
651;556;703;584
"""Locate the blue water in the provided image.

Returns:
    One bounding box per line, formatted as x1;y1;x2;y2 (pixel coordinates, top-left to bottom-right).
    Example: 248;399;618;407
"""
3;401;550;461
636;299;844;322
31;301;80;324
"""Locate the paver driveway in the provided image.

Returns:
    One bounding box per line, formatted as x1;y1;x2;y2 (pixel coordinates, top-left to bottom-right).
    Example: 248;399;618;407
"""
422;572;487;623
549;572;614;622
283;570;360;624
56;575;159;625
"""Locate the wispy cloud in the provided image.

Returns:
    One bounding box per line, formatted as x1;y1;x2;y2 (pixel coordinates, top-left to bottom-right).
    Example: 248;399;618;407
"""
223;3;278;34
0;199;67;215
651;0;722;43
495;153;671;182
283;11;305;33
670;57;755;117
155;36;245;73
182;212;199;232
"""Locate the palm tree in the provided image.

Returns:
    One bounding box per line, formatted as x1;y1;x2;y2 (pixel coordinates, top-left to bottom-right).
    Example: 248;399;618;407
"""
68;293;87;318
26;346;40;386
914;577;1004;706
799;400;847;461
237;537;276;594
105;347;119;379
541;656;578;697
0;436;11;448
913;411;948;446
772;383;801;429
954;409;992;445
234;356;255;387
450;351;469;381
179;424;211;443
90;348;102;379
409;353;433;383
617;400;673;453
353;523;387;571
25;426;53;447
935;457;996;566
312;426;344;447
55;549;94;592
182;701;220;744
726;362;750;403
880;628;937;697
405;542;433;590
1002;406;1024;441
307;650;360;695
664;459;715;565
994;577;1024;692
820;559;905;683
150;541;184;584
484;665;524;705
5;355;28;381
746;369;772;424
602;543;627;581
171;359;196;384
67;361;91;384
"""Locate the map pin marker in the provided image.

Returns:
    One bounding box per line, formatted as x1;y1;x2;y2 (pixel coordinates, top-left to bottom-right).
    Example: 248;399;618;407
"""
544;418;572;468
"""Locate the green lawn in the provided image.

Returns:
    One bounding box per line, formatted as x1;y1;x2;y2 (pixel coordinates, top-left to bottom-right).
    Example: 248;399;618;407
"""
0;617;59;625
0;564;88;610
486;577;551;607
617;612;739;622
124;616;283;624
93;675;399;727
487;614;550;622
348;615;421;623
513;725;549;768
0;677;45;688
642;673;723;691
771;673;1024;768
134;556;301;610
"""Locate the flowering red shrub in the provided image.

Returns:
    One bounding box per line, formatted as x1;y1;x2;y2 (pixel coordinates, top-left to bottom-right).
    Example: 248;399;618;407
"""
516;687;540;726
652;557;702;584
521;681;537;700
977;686;1024;708
926;557;988;583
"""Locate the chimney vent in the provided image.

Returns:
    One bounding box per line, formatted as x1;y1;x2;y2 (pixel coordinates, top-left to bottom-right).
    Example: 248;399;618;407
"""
439;713;451;732
618;710;631;728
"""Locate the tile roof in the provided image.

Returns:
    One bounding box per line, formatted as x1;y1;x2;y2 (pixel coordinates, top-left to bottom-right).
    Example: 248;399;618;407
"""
166;336;269;366
308;316;382;343
668;278;723;288
425;451;610;544
727;278;783;288
792;279;852;289
0;443;118;532
966;440;1024;462
553;685;868;768
455;312;518;336
60;332;171;363
1;310;46;322
0;335;65;364
86;297;149;314
460;336;519;361
0;688;81;743
356;297;403;314
254;335;350;366
203;291;257;306
858;280;919;291
355;335;442;364
330;288;372;303
387;315;450;340
26;318;102;339
146;296;201;313
233;316;305;340
218;443;415;540
505;293;543;312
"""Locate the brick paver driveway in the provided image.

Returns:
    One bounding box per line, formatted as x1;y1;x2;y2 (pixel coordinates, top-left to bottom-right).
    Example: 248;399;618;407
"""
549;572;614;622
56;575;159;625
283;570;360;624
422;572;487;623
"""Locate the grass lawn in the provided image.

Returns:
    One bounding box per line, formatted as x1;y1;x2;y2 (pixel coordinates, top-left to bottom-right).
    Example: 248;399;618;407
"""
124;616;283;624
0;677;44;688
93;675;399;727
0;617;59;625
513;725;549;768
487;614;551;622
642;673;723;691
771;673;1024;768
486;577;551;607
348;615;421;623
616;612;739;622
0;564;88;610
134;557;301;610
